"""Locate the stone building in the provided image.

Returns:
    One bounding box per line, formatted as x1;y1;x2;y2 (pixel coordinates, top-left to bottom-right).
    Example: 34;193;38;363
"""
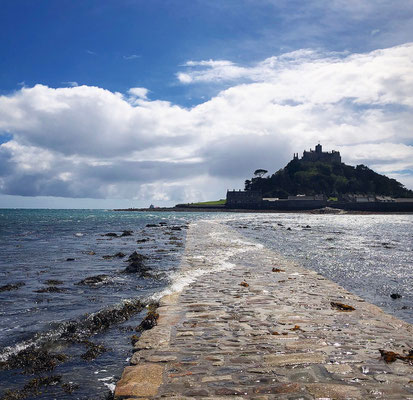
293;144;341;163
226;190;262;207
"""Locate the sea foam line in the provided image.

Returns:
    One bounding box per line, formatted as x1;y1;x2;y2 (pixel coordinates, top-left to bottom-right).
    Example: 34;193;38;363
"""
151;221;263;301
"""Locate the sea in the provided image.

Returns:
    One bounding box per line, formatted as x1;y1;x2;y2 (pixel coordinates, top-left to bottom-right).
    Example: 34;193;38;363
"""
0;209;412;399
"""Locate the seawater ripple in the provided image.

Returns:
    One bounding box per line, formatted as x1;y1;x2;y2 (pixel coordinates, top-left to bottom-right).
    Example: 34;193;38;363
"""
1;210;412;399
223;213;413;324
0;209;208;399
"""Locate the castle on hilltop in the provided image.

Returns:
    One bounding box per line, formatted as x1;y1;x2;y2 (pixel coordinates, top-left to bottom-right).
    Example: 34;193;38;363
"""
293;144;341;163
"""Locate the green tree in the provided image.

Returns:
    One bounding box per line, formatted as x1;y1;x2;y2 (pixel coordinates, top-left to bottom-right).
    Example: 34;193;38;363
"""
254;169;268;178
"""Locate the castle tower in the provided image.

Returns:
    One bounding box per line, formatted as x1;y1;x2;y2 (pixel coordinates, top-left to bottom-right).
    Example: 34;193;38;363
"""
300;143;341;163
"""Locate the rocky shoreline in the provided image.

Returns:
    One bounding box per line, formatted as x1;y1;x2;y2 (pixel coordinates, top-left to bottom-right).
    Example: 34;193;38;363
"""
115;220;413;399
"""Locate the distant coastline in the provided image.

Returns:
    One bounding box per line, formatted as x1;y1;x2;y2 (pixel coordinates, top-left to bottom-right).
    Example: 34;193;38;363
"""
113;206;413;215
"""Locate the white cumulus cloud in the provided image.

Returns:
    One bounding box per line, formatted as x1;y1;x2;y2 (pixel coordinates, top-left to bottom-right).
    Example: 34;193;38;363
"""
0;43;413;204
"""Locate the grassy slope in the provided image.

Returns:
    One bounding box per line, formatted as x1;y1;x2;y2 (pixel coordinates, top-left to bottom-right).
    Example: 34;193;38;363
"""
190;199;226;206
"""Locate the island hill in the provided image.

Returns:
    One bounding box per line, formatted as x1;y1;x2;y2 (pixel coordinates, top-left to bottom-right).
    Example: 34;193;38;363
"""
174;144;413;212
225;144;413;211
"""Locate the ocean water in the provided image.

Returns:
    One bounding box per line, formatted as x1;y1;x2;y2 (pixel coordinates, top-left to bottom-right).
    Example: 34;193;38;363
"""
224;213;413;324
1;210;412;399
0;209;206;400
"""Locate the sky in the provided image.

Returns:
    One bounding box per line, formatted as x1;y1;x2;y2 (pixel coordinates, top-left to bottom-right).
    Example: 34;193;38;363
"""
1;0;413;208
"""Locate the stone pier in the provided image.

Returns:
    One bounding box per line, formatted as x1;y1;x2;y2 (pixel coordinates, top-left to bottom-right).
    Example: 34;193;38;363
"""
115;221;413;399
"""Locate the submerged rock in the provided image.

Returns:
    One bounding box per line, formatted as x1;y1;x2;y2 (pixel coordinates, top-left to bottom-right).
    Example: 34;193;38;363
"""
124;251;149;274
102;252;126;260
1;346;68;374
80;341;107;361
62;382;79;394
136;238;149;243
66;258;75;261
0;282;25;292
121;230;133;237
76;274;110;286
44;279;63;285
124;263;149;274
1;375;62;400
131;334;140;345
59;300;144;340
34;286;66;293
128;251;146;263
390;293;402;299
136;304;159;332
102;232;118;237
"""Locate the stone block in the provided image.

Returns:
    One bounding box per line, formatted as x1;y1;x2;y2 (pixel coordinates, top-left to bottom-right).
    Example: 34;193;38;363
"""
176;331;195;337
146;354;177;363
306;383;362;399
159;293;180;306
325;363;353;374
134;327;171;350
201;374;232;382
264;352;326;366
114;364;164;398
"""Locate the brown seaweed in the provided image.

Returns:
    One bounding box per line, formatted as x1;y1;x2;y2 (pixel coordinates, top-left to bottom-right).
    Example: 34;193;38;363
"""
330;301;355;311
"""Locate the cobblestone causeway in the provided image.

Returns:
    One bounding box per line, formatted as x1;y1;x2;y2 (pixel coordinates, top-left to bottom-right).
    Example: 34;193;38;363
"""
115;220;413;399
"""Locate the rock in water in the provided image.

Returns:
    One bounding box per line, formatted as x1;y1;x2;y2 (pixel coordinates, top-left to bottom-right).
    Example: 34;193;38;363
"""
0;282;25;292
136;305;159;332
80;341;107;361
102;232;118;237
124;251;149;274
76;275;110;286
34;286;66;293
44;279;63;285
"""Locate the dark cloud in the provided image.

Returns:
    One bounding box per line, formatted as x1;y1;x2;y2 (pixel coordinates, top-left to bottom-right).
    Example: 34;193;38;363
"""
202;135;292;179
81;160;206;183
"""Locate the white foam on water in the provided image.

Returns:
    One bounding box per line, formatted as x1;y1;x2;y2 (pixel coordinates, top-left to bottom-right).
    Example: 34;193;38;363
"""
103;382;116;392
151;222;264;301
0;341;36;362
94;369;108;374
98;376;115;382
150;259;237;302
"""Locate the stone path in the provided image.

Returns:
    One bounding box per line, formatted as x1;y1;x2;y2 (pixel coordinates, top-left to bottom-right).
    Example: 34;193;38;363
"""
115;220;413;399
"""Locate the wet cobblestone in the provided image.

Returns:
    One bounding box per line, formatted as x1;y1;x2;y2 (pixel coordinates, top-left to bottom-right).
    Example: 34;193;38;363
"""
115;221;413;399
